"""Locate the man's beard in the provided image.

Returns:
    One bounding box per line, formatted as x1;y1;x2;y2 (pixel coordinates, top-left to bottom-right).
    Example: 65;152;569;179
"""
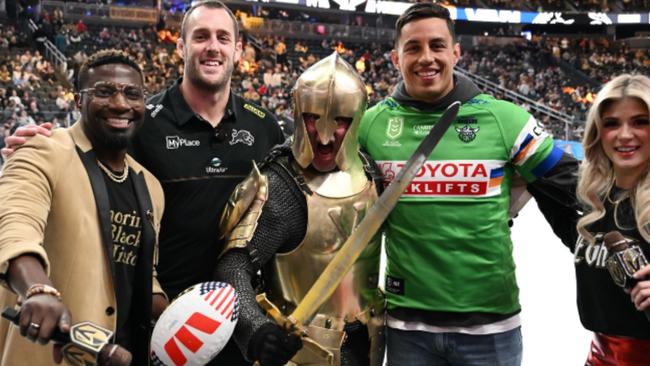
86;122;137;151
101;131;131;150
186;59;233;93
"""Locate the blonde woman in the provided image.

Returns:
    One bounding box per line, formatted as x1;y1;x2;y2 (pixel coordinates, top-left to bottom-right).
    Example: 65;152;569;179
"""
575;74;650;365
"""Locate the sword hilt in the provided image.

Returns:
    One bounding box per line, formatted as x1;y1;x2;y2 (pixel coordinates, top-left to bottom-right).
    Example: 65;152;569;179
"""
256;293;334;365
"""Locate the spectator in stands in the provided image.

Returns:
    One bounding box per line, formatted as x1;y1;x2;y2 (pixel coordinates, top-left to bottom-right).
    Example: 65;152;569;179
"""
27;98;40;116
294;40;308;54
16;109;35;125
8;89;22;108
275;37;287;64
52;7;64;30
0;65;10;83
75;19;88;34
19;50;32;66
268;64;283;88
68;28;82;44
55;90;70;111
243;41;256;65
99;27;110;43
262;66;273;87
0;88;6;110
38;61;55;84
54;31;67;54
299;53;316;69
12;70;28;88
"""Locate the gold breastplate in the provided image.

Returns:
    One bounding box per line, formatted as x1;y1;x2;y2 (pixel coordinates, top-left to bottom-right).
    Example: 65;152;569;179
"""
268;173;381;330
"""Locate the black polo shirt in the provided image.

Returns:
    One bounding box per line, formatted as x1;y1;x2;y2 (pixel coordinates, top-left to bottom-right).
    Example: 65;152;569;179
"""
132;78;284;299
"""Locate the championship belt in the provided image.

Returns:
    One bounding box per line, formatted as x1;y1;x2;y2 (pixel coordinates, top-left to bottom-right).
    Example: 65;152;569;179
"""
2;307;115;366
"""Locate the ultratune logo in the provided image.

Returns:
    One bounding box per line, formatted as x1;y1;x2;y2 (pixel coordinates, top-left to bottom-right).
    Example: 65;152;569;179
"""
205;166;228;174
229;129;254;146
166;136;200;149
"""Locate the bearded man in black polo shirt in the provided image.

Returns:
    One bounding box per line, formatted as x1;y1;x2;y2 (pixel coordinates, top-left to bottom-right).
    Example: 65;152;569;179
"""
128;1;284;365
132;0;283;300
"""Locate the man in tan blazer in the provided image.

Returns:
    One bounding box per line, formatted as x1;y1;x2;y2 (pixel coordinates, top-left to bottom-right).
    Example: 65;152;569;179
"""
0;50;166;365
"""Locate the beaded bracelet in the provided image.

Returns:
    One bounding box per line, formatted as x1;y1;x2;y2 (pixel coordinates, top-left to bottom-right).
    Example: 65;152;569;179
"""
25;284;62;301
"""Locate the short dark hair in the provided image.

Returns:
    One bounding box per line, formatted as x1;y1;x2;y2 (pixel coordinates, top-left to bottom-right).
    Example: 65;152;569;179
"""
76;49;143;89
180;0;239;41
394;2;456;47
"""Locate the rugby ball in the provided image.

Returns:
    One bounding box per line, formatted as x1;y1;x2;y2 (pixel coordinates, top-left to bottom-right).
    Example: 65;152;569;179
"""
151;282;239;366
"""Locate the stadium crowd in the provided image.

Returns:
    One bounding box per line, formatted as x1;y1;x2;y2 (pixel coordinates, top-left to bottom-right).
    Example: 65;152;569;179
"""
2;4;649;160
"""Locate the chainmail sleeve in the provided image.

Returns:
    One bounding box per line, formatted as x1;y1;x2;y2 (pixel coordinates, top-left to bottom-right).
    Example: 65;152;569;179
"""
214;161;307;360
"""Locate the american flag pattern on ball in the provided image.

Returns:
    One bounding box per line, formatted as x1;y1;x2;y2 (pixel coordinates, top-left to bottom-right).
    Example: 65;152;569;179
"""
151;281;239;366
198;281;239;322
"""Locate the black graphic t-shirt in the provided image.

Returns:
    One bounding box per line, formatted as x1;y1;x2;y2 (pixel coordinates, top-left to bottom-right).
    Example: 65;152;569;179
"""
573;188;650;339
101;171;143;349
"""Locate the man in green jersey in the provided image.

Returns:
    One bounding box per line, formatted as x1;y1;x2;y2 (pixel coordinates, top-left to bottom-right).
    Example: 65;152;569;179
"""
358;3;578;365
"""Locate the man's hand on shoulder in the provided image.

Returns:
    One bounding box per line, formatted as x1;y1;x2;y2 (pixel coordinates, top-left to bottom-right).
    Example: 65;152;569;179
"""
1;122;54;159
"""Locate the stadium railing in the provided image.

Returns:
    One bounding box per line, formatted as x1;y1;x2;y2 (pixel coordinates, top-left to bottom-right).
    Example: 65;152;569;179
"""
27;18;68;76
455;66;577;140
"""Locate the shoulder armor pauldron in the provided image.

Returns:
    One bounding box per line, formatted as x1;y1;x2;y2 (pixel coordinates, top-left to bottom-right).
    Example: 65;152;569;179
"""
219;163;269;256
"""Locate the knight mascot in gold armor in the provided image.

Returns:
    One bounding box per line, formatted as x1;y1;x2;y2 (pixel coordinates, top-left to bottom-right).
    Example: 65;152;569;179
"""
216;53;384;366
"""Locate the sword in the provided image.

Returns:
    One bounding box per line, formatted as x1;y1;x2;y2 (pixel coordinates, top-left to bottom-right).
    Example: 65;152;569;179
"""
258;101;461;361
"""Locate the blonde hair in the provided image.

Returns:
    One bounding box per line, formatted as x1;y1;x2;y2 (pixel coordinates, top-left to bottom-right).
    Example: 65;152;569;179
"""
577;74;650;243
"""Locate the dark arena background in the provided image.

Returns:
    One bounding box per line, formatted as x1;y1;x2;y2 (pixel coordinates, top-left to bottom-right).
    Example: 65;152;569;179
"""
1;0;649;363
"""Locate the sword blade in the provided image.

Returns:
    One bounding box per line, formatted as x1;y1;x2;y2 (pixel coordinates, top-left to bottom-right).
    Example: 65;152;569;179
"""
290;101;461;325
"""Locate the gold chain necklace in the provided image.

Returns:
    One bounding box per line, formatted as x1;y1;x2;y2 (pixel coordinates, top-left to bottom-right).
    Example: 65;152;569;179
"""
97;159;129;183
606;186;635;231
606;190;629;205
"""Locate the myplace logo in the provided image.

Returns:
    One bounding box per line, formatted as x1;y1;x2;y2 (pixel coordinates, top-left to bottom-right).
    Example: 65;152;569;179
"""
166;136;200;150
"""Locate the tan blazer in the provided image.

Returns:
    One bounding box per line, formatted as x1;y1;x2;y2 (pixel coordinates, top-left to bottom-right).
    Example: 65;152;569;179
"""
0;122;165;365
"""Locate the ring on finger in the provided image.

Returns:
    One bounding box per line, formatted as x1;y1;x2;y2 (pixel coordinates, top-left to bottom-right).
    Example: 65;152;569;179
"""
29;322;41;329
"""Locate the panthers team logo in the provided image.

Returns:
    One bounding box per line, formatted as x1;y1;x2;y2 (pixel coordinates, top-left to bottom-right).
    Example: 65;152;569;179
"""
229;129;255;146
386;117;403;140
455;118;479;143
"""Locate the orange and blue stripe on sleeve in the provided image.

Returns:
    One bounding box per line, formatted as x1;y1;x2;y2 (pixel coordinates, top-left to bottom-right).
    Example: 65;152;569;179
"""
489;167;504;188
513;134;536;165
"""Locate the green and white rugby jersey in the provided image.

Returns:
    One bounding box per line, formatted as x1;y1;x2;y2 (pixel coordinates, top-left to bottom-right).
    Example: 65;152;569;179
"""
359;94;563;315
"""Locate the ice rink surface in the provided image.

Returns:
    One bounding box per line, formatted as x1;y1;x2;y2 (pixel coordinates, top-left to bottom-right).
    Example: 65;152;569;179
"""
512;200;592;365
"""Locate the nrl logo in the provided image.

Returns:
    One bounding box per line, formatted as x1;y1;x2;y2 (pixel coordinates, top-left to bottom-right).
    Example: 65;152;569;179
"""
386;117;404;140
455;118;479;143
